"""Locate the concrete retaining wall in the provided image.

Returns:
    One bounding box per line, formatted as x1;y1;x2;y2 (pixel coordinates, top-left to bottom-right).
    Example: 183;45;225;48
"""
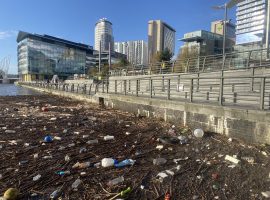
21;84;270;144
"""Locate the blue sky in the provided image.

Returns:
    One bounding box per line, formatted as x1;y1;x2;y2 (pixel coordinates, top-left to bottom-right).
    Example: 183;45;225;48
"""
0;0;235;74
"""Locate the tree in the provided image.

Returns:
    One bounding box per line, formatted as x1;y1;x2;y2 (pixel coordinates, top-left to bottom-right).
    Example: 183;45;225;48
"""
159;48;173;62
152;48;173;63
175;46;199;72
150;48;174;73
111;58;129;69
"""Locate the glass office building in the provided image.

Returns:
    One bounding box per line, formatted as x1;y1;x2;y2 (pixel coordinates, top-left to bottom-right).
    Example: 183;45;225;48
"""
17;31;94;81
236;0;266;46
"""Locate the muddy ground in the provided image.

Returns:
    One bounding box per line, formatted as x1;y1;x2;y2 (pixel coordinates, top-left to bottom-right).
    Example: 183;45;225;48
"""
1;95;270;200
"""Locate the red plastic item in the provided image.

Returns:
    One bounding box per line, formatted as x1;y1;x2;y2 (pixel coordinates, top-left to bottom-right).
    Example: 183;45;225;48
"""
165;192;170;200
41;107;48;112
212;173;219;180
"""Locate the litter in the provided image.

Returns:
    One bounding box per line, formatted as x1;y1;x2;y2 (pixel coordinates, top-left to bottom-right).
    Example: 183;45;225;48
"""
225;155;240;164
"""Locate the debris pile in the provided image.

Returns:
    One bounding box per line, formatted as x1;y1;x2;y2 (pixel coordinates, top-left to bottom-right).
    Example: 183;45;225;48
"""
0;95;270;199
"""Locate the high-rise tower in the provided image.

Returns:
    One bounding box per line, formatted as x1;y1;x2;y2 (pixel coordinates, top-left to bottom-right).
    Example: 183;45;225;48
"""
94;18;114;52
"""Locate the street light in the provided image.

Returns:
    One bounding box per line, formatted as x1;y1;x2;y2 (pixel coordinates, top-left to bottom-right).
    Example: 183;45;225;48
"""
212;0;245;55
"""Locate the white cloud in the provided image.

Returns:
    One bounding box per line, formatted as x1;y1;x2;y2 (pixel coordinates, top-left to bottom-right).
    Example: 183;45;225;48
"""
0;30;18;40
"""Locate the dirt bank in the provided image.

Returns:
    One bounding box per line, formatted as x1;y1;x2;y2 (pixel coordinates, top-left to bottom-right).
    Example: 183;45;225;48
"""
0;95;270;200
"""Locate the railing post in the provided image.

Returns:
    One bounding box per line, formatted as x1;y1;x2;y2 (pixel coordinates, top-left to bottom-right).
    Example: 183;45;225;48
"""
124;80;127;95
197;73;200;92
246;51;252;68
89;84;92;95
202;56;206;72
162;76;165;92
219;71;224;106
71;84;74;92
222;54;227;70
260;77;266;110
150;78;153;98
172;61;175;73
84;84;87;94
189;79;193;102
136;79;139;97
167;79;171;100
186;58;190;73
260;50;262;66
250;67;255;92
106;78;109;93
102;80;104;93
115;80;117;94
177;75;180;92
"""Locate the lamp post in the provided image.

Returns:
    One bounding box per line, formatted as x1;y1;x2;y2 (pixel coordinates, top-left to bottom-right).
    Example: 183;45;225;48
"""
212;0;245;56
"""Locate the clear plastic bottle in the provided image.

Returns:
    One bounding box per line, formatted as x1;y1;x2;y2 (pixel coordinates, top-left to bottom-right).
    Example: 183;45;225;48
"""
72;161;91;169
50;189;60;199
86;139;98;144
57;171;70;176
153;158;167;165
107;176;124;186
104;135;115;141
71;178;82;190
33;174;41;181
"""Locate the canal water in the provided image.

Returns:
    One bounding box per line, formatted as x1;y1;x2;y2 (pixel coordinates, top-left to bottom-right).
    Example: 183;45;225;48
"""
0;84;41;96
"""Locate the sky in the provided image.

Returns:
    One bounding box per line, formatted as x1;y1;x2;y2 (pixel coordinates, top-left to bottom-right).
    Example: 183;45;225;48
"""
0;0;236;74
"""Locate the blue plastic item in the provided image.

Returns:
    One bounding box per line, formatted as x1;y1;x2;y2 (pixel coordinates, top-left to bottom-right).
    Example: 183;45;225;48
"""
44;135;53;143
114;159;135;168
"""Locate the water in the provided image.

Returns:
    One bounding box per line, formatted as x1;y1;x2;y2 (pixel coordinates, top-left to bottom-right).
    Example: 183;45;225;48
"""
0;84;41;96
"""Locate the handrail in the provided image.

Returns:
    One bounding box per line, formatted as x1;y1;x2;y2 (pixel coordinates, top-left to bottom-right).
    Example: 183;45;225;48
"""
20;71;270;111
110;48;270;76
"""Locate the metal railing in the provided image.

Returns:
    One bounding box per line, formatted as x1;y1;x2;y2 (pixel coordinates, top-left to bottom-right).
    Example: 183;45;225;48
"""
109;48;270;76
20;73;270;111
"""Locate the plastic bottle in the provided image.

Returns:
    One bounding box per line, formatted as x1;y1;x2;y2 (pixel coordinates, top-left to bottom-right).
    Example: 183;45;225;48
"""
101;158;115;167
56;171;70;176
115;159;136;168
33;174;41;181
50;189;60;199
104;135;115;141
94;162;101;168
107;176;124;186
54;136;62;141
86;139;98;144
43;155;53;159
44;135;53;143
79;147;87;154
72;162;91;169
153;158;167;165
71;178;82;190
68;143;75;147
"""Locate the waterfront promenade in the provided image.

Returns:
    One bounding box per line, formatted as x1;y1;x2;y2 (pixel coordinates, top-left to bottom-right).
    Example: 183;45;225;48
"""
1;94;270;199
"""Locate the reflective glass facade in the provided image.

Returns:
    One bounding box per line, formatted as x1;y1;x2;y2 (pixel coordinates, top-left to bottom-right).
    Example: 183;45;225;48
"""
17;31;93;81
236;0;266;45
